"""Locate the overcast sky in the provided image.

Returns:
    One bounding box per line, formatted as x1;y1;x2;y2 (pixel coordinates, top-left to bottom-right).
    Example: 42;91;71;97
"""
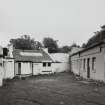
0;0;105;47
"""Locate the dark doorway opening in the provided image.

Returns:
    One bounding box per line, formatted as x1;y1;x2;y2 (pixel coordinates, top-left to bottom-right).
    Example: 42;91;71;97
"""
18;63;21;74
87;58;90;78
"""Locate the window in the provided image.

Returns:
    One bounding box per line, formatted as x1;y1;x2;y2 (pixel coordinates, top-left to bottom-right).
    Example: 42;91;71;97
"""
83;59;86;71
43;62;51;67
48;63;51;67
43;62;46;67
92;57;96;71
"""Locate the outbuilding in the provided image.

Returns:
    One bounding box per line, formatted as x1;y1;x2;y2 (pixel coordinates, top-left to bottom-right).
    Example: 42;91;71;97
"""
70;41;105;82
13;49;53;77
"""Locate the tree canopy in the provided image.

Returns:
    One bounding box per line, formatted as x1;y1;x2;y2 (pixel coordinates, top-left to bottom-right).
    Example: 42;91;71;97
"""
83;25;105;48
9;35;80;53
10;35;42;50
43;37;58;53
58;46;71;53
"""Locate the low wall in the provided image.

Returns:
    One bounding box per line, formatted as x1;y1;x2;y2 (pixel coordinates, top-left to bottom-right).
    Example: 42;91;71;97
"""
50;53;70;73
52;63;70;73
3;59;14;79
0;58;4;86
0;66;3;86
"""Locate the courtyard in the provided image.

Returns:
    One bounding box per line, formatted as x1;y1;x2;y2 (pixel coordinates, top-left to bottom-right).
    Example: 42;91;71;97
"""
0;73;105;105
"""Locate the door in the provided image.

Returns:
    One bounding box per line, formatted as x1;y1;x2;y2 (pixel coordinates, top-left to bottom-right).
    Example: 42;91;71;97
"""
79;59;82;76
33;63;40;75
18;63;21;74
87;58;90;78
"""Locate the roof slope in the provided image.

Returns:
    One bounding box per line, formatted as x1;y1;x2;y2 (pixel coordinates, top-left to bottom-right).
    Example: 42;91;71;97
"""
13;49;53;62
50;53;69;63
70;41;105;57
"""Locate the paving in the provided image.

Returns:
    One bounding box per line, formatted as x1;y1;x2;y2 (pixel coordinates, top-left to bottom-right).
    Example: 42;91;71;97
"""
0;73;105;105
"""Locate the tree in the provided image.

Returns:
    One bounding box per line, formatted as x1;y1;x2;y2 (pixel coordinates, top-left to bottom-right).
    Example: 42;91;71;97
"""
58;46;71;53
10;35;42;50
82;43;86;48
71;43;80;48
58;43;81;53
101;25;105;29
43;37;58;53
85;25;105;48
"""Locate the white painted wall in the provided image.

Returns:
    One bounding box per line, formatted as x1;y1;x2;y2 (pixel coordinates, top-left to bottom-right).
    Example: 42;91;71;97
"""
3;59;14;79
33;63;53;75
70;54;80;75
15;63;18;75
0;58;3;86
14;62;32;75
50;53;70;73
40;63;52;74
70;44;105;82
33;62;70;75
15;62;53;76
14;61;70;76
21;62;32;75
52;63;70;73
0;66;3;86
71;60;80;75
79;46;105;81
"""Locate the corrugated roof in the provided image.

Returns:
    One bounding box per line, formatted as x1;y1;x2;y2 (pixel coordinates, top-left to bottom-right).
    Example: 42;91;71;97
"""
13;49;53;62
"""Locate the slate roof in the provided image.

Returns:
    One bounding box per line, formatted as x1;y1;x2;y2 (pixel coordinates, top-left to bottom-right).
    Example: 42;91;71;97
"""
13;49;53;62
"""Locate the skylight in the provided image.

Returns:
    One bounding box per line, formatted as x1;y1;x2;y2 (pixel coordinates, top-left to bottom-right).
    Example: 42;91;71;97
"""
20;52;42;56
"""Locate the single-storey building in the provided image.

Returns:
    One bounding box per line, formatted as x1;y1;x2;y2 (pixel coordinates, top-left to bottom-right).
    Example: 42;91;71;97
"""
70;41;105;82
13;49;53;77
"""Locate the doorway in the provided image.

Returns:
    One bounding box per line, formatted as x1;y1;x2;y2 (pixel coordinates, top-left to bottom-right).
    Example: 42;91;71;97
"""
18;62;21;74
87;58;90;78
